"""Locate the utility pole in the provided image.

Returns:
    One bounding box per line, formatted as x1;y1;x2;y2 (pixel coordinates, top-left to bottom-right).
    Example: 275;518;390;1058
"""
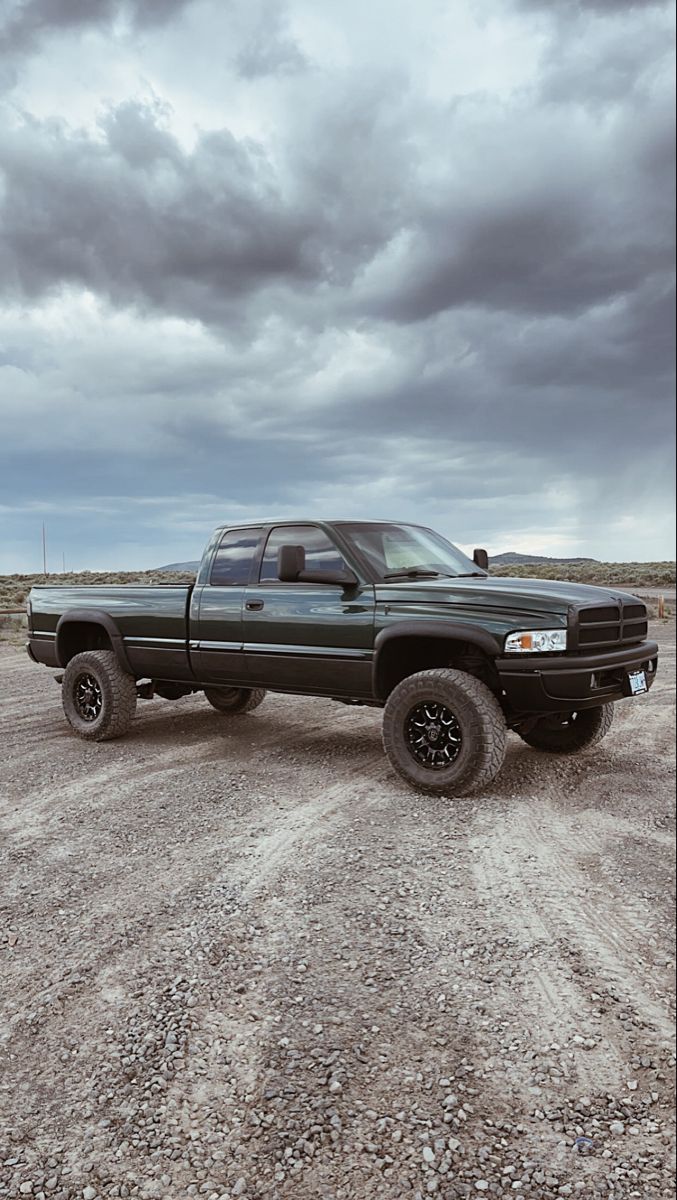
42;522;48;577
62;551;66;574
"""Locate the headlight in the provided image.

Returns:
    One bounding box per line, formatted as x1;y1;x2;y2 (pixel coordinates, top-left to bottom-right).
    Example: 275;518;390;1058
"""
504;629;567;653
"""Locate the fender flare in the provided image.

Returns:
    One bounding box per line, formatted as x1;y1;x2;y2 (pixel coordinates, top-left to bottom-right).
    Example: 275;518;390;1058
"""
372;621;502;698
55;609;134;675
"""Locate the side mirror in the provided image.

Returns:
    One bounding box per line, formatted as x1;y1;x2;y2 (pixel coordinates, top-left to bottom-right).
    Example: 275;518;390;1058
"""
277;544;305;582
473;548;489;571
277;544;358;587
300;568;359;586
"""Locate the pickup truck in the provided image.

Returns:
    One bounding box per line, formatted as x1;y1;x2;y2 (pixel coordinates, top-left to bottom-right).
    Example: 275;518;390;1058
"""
27;519;658;795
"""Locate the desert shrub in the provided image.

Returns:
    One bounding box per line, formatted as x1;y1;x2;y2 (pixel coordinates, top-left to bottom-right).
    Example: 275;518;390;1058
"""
490;562;675;587
0;570;196;611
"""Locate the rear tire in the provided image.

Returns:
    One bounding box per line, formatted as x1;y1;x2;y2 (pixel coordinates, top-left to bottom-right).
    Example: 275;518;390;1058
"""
204;687;267;714
518;704;614;753
382;668;507;796
62;650;137;741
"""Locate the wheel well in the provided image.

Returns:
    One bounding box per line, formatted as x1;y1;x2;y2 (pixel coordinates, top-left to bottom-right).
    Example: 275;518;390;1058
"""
58;622;113;664
376;636;500;700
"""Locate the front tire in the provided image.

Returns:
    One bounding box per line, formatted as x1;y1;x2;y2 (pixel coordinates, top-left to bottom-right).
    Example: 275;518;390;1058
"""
517;704;614;753
383;668;507;796
62;650;137;741
204;687;267;714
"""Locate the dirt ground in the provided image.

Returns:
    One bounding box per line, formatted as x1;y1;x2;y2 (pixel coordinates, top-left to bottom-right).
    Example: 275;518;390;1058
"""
1;624;675;1200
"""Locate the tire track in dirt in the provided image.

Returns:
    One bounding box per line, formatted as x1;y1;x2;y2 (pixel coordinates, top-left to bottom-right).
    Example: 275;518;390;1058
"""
467;798;674;1090
1;629;675;1200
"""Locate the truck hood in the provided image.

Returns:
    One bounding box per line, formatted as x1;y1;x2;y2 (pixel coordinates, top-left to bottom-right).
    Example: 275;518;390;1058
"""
374;575;645;619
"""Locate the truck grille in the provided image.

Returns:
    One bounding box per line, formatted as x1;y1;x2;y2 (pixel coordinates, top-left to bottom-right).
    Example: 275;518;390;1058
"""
576;601;648;651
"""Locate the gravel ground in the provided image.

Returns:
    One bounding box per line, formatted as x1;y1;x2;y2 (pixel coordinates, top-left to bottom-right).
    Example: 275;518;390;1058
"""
1;623;675;1200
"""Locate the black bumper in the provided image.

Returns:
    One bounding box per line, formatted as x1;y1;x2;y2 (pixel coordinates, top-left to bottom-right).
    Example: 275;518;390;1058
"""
496;640;659;714
26;637;59;668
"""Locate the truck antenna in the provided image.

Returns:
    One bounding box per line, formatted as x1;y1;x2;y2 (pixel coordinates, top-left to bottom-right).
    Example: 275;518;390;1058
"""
42;522;48;577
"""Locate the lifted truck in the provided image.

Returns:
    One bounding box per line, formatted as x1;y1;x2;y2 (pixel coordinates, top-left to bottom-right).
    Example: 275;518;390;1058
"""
27;520;659;795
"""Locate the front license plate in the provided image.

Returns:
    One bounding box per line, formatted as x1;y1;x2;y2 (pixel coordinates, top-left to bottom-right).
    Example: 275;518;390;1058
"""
628;670;648;696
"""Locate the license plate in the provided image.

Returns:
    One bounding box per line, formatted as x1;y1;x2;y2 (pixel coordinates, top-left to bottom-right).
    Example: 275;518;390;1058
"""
628;670;648;696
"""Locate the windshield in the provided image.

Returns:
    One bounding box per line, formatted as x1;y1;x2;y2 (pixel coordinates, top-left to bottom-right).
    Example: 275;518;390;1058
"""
342;523;485;581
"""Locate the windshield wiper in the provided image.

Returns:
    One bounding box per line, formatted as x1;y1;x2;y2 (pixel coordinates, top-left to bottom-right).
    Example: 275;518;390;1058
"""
454;572;487;578
383;568;452;580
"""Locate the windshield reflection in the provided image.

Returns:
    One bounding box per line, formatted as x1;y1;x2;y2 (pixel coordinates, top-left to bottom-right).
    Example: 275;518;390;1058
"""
342;524;484;581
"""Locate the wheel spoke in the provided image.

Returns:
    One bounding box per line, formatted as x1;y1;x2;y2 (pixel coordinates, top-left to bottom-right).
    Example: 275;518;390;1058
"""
405;699;463;770
73;673;103;722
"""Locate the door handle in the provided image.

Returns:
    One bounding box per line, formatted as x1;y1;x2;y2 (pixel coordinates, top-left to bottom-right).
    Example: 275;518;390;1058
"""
246;599;264;611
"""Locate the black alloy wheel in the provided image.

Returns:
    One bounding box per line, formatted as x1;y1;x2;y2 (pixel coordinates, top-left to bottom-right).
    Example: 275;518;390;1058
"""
73;672;104;722
405;701;462;769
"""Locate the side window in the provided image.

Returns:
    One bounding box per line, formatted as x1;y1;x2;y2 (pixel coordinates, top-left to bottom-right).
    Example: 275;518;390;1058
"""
210;529;261;586
259;525;347;582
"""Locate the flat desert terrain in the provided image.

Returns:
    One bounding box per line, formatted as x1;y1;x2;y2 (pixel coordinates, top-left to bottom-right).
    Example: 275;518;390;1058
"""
1;624;675;1200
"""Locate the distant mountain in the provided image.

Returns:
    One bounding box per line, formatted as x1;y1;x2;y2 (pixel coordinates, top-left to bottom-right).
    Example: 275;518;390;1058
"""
157;560;200;572
490;552;599;566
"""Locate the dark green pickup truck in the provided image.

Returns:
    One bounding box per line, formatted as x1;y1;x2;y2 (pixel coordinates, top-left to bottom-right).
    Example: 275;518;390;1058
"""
27;519;658;794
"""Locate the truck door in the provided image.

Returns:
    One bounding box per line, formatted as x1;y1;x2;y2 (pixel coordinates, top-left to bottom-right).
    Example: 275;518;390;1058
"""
242;524;375;696
190;527;263;684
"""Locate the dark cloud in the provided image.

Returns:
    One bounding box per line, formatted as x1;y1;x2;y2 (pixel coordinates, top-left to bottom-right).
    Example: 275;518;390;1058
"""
0;0;195;54
0;0;198;91
2;70;671;335
0;0;674;568
0;103;321;323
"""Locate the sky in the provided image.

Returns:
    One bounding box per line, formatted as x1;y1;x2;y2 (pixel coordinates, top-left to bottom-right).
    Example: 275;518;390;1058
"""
0;0;675;572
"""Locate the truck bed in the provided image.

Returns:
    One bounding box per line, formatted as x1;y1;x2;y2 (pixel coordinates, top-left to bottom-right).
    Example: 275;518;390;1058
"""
28;584;194;679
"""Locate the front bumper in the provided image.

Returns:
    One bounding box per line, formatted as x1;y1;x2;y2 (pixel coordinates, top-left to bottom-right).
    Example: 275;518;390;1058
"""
496;639;659;714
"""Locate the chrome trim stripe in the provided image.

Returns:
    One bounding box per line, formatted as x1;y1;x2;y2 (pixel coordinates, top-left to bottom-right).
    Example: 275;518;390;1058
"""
123;636;186;645
198;641;242;652
32;630;56;638
244;643;371;659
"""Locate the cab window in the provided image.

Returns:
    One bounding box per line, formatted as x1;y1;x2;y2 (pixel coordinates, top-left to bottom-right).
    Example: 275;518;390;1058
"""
259;525;347;582
210;529;261;586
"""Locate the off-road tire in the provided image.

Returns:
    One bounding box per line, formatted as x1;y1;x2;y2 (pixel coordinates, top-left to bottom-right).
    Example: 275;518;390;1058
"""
204;687;267;714
518;704;614;754
382;668;507;796
62;650;137;741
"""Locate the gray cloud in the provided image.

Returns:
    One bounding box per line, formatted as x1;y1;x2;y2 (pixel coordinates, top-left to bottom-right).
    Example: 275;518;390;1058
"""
2;72;671;334
0;0;196;53
235;0;307;78
0;102;320;324
0;0;199;92
515;0;665;12
0;0;674;569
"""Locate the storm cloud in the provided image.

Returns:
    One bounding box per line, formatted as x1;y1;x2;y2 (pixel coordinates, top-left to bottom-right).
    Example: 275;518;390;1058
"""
0;0;674;571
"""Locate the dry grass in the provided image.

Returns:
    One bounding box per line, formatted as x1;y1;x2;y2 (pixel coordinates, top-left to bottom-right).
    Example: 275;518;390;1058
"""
0;569;195;613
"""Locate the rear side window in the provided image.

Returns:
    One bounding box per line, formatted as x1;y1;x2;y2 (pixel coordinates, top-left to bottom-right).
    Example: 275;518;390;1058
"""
210;529;261;586
259;525;347;582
